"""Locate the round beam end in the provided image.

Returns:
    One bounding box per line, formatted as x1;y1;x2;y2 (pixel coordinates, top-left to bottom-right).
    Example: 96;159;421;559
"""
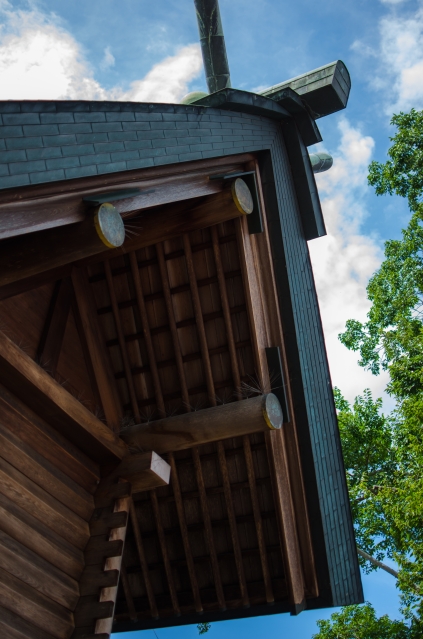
231;178;254;215
94;202;125;248
262;393;283;430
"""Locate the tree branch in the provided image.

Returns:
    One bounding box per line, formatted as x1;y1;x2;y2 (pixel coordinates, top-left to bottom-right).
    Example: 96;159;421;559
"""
357;547;399;578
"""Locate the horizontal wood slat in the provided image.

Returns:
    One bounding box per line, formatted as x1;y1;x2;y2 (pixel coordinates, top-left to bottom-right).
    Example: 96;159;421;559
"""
0;330;127;462
0;454;89;550
0;384;99;494
0;528;79;610
0;604;57;639
0;490;84;581
0;566;74;639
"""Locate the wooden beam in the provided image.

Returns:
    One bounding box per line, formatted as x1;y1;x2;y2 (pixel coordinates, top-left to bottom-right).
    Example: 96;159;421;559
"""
0;329;127;462
0;155;253;238
72;267;123;433
36;277;72;376
129;498;159;619
1;185;249;287
150;489;180;616
192;447;226;610
99;452;171;496
121;393;283;454
168;452;203;613
217;442;250;608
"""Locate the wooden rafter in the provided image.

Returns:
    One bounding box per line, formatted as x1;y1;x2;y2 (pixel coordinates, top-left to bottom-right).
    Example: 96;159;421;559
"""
168;452;203;613
129;498;159;619
72;267;123;433
36;277;72;376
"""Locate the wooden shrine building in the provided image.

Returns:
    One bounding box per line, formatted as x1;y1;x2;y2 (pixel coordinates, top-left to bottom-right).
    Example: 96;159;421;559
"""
0;2;362;637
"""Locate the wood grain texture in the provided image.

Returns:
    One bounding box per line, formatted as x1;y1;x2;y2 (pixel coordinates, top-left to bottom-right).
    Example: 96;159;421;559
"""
129;498;159;619
37;277;72;376
71;267;123;434
0;528;79;610
121;394;279;454
168;452;203;613
0;604;58;639
0;328;127;461
0;566;74;639
0;490;84;580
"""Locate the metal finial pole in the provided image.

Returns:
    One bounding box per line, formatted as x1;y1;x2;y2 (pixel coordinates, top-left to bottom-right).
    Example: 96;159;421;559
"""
194;0;231;93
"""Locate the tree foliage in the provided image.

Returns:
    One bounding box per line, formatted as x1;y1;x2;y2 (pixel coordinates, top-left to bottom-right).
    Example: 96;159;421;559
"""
324;108;423;637
313;603;421;639
340;109;423;401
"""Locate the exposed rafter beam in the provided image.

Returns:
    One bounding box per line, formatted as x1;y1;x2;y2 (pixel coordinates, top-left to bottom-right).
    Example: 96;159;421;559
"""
121;393;283;455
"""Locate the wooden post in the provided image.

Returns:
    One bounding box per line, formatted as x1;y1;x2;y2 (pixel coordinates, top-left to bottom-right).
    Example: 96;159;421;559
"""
121;393;283;454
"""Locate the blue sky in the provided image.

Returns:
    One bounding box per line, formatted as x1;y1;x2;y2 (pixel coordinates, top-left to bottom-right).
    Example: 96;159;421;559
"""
0;0;420;635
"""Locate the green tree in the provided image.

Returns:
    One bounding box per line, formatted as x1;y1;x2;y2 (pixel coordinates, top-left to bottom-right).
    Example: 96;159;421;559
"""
340;109;423;402
313;603;421;639
334;388;423;619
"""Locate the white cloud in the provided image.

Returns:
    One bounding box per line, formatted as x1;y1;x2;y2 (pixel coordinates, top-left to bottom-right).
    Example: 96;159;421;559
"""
0;3;202;103
353;2;423;113
120;44;203;103
100;46;115;71
309;120;392;407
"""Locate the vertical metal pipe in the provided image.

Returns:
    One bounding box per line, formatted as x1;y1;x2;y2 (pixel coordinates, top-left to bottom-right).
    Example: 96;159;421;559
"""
194;0;231;93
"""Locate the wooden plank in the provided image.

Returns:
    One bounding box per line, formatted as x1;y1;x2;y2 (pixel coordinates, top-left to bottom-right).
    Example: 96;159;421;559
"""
37;277;72;375
192;447;226;610
72;267;124;434
0;605;57;639
104;260;140;421
120;564;137;622
0;155;252;238
0;265;72;302
79;565;119;597
211;224;242;394
243;436;274;604
0;186;246;287
182;232;216;405
217;442;250;608
168;452;203;613
242;161;318;598
0;454;89;550
0;490;84;580
0;329;127;461
156;241;190;408
0;153;253;205
79;186;247;269
129;251;166;417
0;417;94;521
129;498;159;619
0;566;74;639
121;393;283;454
0;383;99;495
150;489;180;616
0;528;79;610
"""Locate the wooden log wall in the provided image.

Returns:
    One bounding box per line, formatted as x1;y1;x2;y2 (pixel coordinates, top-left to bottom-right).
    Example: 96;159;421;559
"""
0;382;98;639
